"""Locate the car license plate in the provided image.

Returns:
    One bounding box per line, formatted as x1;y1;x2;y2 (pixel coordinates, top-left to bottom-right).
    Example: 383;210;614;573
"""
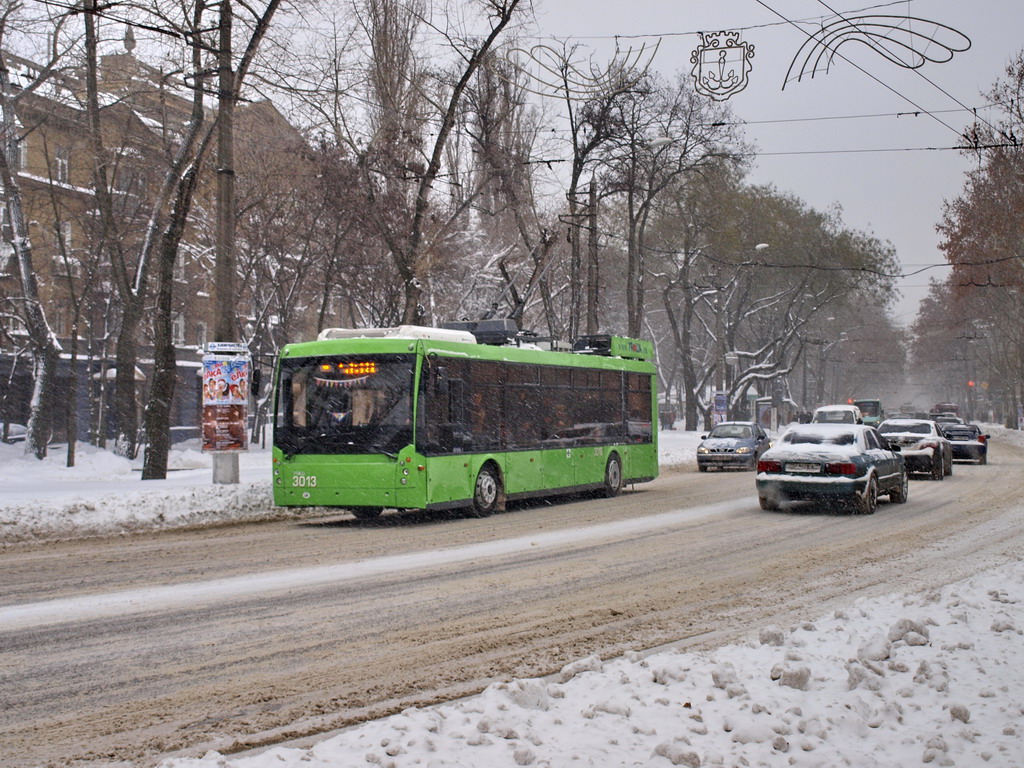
786;462;820;473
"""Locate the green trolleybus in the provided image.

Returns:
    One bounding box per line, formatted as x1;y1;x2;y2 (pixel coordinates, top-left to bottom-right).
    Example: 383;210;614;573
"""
272;324;658;518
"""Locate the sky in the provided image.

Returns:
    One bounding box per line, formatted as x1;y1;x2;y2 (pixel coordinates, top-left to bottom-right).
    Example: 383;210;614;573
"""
2;430;1023;766
530;0;1024;326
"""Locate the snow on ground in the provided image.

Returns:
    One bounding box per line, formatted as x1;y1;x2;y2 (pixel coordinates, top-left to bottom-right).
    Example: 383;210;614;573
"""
164;559;1024;768
0;439;282;546
4;425;1024;767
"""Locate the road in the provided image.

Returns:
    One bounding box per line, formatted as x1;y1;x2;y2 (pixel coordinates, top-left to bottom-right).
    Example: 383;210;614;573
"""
2;446;1023;767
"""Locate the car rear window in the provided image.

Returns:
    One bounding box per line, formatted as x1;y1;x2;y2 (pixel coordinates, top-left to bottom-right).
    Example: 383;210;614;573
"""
879;422;931;435
783;431;856;446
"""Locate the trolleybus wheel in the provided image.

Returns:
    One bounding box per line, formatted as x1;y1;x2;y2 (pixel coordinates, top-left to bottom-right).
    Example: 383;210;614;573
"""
602;453;624;497
350;507;383;520
471;464;500;517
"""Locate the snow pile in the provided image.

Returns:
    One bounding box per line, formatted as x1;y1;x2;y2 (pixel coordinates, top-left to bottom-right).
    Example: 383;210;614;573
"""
164;558;1024;768
0;441;289;546
658;427;704;467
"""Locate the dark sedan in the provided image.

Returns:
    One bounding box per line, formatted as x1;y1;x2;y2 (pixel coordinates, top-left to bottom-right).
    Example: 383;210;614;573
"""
697;421;771;471
877;419;953;479
755;423;907;514
941;423;990;464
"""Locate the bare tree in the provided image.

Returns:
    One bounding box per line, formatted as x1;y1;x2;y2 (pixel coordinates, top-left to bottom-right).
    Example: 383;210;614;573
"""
351;0;523;325
141;0;282;479
601;70;745;338
0;1;74;458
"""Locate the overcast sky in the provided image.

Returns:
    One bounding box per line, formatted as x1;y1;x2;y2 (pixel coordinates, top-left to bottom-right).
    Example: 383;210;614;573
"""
531;0;1021;326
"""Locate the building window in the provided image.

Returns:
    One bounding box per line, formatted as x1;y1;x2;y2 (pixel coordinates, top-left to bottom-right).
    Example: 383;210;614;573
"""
11;138;28;171
172;312;186;346
196;321;207;348
55;146;69;183
56;220;72;251
173;253;186;282
2;312;26;336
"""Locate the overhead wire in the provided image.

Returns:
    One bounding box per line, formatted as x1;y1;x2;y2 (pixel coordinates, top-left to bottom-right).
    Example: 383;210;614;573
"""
811;0;1001;137
751;0;962;136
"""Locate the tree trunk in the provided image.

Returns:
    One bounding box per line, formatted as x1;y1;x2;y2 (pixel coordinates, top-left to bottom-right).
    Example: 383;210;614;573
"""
112;303;142;457
0;69;59;458
65;321;80;466
141;232;179;479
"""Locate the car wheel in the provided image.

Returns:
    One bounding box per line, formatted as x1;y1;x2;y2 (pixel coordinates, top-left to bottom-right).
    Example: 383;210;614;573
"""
602;453;624;497
470;463;501;517
856;476;878;515
931;453;944;481
979;453;988;465
759;495;780;511
945;452;953;475
889;470;909;504
698;464;708;472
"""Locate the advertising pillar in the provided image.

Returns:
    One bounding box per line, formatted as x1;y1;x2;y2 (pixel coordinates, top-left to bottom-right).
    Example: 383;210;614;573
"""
202;342;250;483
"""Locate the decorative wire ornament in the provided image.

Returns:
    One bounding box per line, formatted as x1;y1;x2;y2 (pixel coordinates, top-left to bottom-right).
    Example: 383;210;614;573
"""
690;30;755;101
507;40;660;101
784;14;970;88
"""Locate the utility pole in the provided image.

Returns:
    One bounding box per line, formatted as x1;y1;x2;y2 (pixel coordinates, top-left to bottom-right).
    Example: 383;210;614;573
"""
586;180;599;335
213;0;239;484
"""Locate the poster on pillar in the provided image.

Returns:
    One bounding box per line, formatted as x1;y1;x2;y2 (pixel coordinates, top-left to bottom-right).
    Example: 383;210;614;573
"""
713;392;728;425
202;354;250;452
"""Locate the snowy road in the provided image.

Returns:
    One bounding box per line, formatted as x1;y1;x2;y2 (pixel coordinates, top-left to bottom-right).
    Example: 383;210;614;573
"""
2;447;1024;766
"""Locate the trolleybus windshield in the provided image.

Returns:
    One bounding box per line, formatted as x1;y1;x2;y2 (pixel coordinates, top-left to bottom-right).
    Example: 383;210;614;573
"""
275;354;415;455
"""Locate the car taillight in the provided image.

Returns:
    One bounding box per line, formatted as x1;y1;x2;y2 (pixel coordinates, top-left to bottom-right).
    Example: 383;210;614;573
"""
757;460;782;473
921;441;938;450
977;435;987;443
824;462;858;475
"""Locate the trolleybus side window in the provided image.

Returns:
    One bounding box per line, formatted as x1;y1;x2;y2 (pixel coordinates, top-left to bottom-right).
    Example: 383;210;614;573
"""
626;372;653;442
417;358;653;456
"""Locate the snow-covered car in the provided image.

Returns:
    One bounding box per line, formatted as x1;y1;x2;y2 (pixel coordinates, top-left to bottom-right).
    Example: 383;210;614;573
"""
755;423;907;514
940;423;989;464
811;404;863;425
696;421;771;472
1;422;27;444
877;419;953;479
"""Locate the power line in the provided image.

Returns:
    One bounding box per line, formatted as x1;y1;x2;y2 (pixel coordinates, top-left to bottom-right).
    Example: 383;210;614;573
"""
751;140;1018;157
531;0;914;41
728;104;995;127
752;0;963;137
811;0;1000;136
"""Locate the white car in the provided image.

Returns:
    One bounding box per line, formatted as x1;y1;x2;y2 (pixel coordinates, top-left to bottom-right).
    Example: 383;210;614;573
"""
811;404;864;425
1;422;27;444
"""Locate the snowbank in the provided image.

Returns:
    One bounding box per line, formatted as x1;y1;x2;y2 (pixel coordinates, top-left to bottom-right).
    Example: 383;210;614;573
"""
163;556;1024;768
0;440;290;546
